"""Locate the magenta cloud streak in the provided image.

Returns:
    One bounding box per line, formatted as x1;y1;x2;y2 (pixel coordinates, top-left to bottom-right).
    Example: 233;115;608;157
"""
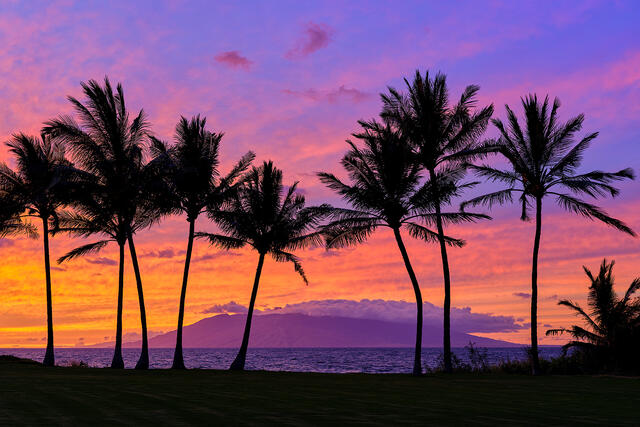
285;22;333;59
214;51;253;70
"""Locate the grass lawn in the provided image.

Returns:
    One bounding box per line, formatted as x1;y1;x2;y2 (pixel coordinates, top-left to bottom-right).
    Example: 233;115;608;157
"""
0;358;638;426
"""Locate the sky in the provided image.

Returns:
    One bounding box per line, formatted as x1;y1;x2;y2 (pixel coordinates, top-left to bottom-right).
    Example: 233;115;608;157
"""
1;0;639;348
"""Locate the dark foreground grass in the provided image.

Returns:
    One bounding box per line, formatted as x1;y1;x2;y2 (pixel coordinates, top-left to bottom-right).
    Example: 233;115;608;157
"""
0;359;638;426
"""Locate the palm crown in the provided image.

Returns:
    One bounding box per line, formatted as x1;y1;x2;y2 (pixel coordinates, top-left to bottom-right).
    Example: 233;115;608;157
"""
199;160;327;284
318;120;485;247
44;77;167;256
547;259;640;371
462;94;635;232
381;70;494;171
0;133;78;228
150;115;254;221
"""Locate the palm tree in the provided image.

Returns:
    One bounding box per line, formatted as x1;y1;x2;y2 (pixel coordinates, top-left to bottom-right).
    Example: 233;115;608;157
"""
547;259;640;372
150;115;254;369
461;95;635;374
380;70;494;372
318;120;487;376
197;161;328;371
43;77;167;369
0;133;79;366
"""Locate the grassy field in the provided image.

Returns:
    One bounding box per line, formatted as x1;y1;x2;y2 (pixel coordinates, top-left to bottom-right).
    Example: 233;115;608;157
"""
0;358;638;426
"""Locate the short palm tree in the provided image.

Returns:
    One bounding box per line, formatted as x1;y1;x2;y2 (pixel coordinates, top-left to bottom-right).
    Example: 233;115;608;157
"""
381;70;494;372
43;77;167;369
151;115;254;369
318;120;487;376
462;95;635;374
0;133;79;366
198;161;328;371
547;259;640;372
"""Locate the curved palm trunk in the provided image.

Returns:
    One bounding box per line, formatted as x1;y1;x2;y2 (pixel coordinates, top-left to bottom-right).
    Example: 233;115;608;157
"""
429;169;453;373
111;242;125;369
42;218;55;367
127;231;149;370
230;252;266;371
530;196;543;375
172;219;196;369
393;227;423;376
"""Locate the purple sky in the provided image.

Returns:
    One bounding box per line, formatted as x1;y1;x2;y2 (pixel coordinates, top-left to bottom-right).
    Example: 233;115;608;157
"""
1;0;639;346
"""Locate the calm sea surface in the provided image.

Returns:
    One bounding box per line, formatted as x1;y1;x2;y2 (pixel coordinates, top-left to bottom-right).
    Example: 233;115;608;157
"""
0;347;563;373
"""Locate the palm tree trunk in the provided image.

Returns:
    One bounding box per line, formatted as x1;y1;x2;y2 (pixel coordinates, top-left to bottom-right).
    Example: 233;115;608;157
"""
172;219;196;369
429;169;453;374
393;227;423;376
530;196;543;375
111;241;125;369
127;230;149;370
230;252;266;371
42;217;55;367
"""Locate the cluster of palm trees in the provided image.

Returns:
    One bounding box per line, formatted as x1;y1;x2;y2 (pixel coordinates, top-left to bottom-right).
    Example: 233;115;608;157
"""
547;259;640;373
1;71;634;375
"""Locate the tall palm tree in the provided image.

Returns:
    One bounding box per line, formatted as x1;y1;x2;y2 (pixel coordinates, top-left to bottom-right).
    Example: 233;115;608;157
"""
53;178;163;368
318;120;488;376
381;70;494;372
0;133;79;366
547;259;640;372
462;95;635;374
43;77;167;369
197;161;328;371
151;115;254;369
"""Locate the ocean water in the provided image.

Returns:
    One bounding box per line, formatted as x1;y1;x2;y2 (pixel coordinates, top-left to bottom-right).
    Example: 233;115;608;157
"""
0;347;563;373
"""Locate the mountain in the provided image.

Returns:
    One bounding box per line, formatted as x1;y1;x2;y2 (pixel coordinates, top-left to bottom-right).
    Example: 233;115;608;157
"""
92;313;520;348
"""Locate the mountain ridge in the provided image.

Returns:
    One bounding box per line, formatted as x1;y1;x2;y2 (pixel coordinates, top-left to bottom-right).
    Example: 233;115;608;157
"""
87;312;521;348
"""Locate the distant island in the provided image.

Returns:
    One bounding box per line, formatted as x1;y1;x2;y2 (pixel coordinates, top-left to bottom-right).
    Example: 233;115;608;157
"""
87;313;520;349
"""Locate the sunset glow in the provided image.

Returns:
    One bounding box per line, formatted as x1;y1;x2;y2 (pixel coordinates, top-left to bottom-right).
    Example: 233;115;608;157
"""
1;0;639;349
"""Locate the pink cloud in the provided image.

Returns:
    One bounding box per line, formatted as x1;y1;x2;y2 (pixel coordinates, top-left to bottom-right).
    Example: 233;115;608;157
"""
214;51;253;70
283;85;370;103
285;22;332;59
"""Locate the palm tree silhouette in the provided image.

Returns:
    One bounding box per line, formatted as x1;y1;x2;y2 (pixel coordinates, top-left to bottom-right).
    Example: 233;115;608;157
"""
547;259;640;372
0;133;79;366
150;115;254;369
318;120;486;376
380;70;494;372
43;77;167;369
197;161;328;371
462;95;635;374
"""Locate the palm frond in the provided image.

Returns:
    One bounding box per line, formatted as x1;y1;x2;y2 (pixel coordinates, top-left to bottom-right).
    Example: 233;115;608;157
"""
57;240;111;264
553;193;635;236
271;250;308;284
194;232;247;250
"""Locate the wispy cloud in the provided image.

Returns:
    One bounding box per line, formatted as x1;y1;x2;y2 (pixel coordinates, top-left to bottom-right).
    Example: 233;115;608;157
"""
282;85;370;103
86;257;117;266
143;248;183;259
214;50;253;70
285;22;332;59
203;301;248;314
513;292;559;301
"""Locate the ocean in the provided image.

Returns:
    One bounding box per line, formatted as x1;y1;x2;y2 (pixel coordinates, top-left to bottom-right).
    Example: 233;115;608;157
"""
0;347;563;373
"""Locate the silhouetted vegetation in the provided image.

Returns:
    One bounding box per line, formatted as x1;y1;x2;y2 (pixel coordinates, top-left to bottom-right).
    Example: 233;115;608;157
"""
546;259;640;374
381;71;493;373
198;161;328;370
462;95;635;374
0;133;81;366
150;116;254;369
0;71;636;376
318;120;488;375
43;78;170;369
